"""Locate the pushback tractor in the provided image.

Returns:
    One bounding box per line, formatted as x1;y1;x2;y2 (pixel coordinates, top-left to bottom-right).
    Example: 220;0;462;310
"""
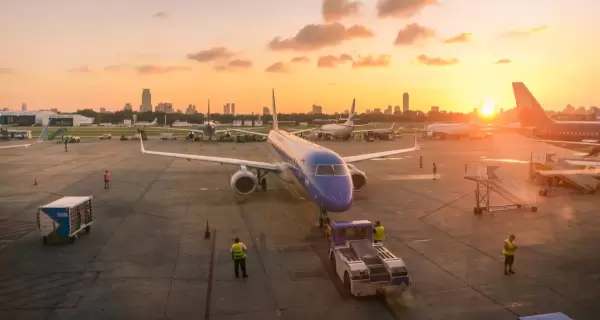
37;196;94;245
329;220;410;297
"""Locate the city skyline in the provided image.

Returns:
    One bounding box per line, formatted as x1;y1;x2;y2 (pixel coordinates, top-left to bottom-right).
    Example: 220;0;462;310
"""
1;0;598;113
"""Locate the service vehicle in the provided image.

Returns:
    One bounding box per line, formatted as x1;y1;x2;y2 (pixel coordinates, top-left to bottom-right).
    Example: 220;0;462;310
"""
329;220;410;297
37;196;94;245
160;132;177;140
99;133;112;140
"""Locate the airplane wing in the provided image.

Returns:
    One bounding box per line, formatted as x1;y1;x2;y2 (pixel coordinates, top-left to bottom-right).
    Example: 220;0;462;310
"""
343;136;420;163
228;129;269;137
353;122;395;133
537;169;600;176
0;121;51;149
564;159;600;167
168;127;203;133
0;143;34;149
139;137;279;171
289;128;317;135
353;123;379;128
536;139;600;146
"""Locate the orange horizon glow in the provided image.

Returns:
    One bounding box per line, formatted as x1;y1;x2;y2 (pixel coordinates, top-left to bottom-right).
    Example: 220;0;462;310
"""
1;0;598;114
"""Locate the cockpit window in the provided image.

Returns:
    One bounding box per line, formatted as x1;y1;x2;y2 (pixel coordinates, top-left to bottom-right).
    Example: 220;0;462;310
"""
315;164;349;176
315;165;335;176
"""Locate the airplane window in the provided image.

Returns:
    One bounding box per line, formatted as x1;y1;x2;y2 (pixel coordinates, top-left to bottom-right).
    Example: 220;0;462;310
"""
333;164;349;176
315;165;335;176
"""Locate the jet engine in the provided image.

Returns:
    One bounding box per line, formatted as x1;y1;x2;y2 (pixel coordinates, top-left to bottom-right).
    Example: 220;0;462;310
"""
347;164;367;192
187;132;195;139
230;167;258;195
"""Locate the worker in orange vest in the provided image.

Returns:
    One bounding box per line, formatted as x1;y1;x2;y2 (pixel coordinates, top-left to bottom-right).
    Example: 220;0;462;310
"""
104;170;111;189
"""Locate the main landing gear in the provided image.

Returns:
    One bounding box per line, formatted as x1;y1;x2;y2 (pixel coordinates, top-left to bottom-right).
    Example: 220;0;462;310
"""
256;169;268;191
318;206;329;228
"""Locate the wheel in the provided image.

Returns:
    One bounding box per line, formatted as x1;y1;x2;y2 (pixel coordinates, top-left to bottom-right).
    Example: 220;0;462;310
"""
85;225;91;233
343;272;352;295
42;236;48;245
330;252;336;267
69;237;76;244
260;178;267;191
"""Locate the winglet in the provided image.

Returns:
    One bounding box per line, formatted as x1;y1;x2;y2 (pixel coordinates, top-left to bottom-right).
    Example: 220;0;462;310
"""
350;98;355;115
139;134;146;153
36;120;52;142
207;99;211;122
271;89;279;130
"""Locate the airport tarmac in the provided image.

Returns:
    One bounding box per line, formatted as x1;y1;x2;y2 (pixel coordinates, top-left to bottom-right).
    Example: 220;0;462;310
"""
0;133;599;320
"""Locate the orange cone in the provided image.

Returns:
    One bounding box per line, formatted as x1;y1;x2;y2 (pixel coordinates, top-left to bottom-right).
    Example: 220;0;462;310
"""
33;177;38;186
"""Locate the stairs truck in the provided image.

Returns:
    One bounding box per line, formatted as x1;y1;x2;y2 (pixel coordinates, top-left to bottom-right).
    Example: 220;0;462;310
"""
329;220;410;297
47;127;67;140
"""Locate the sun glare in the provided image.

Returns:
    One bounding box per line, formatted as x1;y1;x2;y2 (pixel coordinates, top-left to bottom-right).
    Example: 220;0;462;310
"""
480;99;496;118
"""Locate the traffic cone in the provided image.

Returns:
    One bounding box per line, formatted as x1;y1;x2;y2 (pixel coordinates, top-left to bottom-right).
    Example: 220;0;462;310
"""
204;220;211;239
33;177;38;186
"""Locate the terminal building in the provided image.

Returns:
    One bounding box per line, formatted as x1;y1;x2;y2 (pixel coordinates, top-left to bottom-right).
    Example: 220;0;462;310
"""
0;111;94;127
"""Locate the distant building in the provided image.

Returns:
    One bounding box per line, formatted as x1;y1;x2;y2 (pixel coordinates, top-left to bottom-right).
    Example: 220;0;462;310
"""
223;103;230;114
124;103;133;111
21;103;27;111
99;108;106;113
231;103;236;116
431;106;439;112
373;108;381;113
394;106;400;114
141;89;152;112
156;102;174;113
262;106;270;115
343;109;349;115
185;104;197;115
403;92;409;112
385;105;392;115
50;108;58;113
311;104;323;114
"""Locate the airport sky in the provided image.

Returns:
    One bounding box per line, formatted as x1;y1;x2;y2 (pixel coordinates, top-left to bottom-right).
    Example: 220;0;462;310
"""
0;0;598;114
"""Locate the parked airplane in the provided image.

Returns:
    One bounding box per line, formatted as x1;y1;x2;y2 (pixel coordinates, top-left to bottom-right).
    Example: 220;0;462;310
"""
171;100;234;140
139;90;419;225
134;118;158;127
0;121;51;149
420;122;494;140
513;82;600;158
290;99;380;140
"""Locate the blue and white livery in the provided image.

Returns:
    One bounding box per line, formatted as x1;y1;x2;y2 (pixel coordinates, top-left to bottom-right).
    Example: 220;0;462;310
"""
139;90;419;221
0;121;51;149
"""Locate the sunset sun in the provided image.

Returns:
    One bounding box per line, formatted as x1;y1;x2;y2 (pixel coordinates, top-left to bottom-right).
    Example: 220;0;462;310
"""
480;99;496;118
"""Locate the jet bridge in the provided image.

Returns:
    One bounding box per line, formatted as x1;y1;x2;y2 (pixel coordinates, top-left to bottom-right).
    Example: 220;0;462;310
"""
529;152;598;196
465;163;537;215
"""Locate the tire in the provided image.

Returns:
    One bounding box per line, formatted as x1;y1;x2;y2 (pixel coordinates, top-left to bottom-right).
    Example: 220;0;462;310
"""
260;178;267;191
42;236;48;245
69;237;75;244
343;272;352;296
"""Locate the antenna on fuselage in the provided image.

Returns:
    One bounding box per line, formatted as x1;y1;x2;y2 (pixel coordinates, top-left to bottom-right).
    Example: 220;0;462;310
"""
272;89;279;131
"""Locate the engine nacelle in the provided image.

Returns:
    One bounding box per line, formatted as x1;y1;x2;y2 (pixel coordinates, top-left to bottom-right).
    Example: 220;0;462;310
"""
188;132;195;139
347;164;367;192
230;168;258;195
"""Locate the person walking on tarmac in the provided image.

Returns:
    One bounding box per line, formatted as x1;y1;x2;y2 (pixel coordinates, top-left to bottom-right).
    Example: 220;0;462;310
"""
324;217;332;240
64;138;68;152
231;237;248;279
433;163;437;180
373;221;385;243
419;155;423;169
503;234;518;275
104;170;111;189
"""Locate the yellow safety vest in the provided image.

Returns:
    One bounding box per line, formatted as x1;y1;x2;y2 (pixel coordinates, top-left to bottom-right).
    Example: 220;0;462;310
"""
232;242;246;260
502;239;515;256
374;226;385;241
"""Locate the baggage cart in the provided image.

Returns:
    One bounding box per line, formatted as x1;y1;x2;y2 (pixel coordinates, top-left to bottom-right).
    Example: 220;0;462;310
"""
37;196;94;245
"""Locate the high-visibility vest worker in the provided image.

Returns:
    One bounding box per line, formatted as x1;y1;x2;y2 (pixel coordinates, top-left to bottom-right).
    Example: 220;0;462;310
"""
231;242;247;260
104;172;111;181
502;238;515;256
374;224;385;242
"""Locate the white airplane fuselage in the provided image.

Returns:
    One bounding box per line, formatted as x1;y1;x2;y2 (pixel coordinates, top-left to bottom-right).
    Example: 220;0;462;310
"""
315;124;354;139
267;129;353;212
425;123;481;138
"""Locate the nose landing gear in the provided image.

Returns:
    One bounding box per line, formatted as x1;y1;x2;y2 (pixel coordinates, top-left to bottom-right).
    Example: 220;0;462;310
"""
318;206;329;228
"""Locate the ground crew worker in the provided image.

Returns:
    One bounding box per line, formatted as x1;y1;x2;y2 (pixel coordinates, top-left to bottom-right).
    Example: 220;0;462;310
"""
230;237;248;279
64;139;68;152
503;234;518;275
433;163;437;180
104;170;111;189
419;156;423;168
373;221;385;243
324;217;331;240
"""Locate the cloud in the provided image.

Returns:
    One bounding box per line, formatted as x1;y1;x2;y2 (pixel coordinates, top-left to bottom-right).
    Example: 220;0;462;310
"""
68;66;92;73
135;65;192;74
416;54;458;66
377;0;437;19
265;62;289;73
501;25;548;38
268;23;374;51
317;54;353;68
394;23;435;45
187;47;236;62
214;59;253;72
290;56;310;63
444;32;471;44
352;55;391;68
0;68;14;74
323;0;362;22
153;11;168;18
495;59;511;64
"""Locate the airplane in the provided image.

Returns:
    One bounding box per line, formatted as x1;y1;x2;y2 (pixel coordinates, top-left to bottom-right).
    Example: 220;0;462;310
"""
134;118;158;127
0;121;51;149
289;99;382;140
419;122;494;140
139;90;420;226
170;100;235;140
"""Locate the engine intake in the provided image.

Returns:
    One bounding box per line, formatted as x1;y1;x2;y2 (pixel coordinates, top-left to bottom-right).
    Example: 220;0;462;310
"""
230;168;258;195
347;164;367;192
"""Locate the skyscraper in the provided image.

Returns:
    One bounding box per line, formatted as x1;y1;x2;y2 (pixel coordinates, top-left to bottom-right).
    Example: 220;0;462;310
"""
262;106;270;115
224;103;230;114
21;103;27;111
402;92;409;113
141;89;152;112
231;103;236;115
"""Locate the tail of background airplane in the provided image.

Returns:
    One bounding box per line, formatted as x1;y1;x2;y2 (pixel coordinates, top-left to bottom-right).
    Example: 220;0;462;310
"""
343;99;356;126
152;118;158;124
37;121;51;142
512;82;552;127
272;89;279;130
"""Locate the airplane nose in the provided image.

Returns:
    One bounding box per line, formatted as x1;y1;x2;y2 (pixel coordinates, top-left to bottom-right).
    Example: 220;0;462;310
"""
316;177;353;212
